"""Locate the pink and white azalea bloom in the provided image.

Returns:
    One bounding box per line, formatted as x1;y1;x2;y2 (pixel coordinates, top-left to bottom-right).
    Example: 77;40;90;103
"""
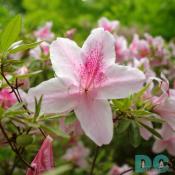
26;135;54;175
0;88;16;109
129;34;150;59
109;164;132;175
26;28;145;146
115;36;129;63
34;22;54;41
98;17;119;32
152;124;175;156
154;88;175;130
63;142;90;168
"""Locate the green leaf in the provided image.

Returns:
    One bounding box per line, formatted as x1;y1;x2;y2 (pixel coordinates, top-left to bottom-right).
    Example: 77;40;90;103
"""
15;70;42;79
131;110;151;116
0;15;22;54
40;125;70;139
117;119;131;133
9;41;41;53
34;95;43;119
137;115;164;124
138;121;162;139
41;114;62;121
43;164;72;175
16;134;33;146
129;121;141;148
65;113;76;124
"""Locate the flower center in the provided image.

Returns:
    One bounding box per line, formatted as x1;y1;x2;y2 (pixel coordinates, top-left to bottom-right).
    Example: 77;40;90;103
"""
79;43;106;93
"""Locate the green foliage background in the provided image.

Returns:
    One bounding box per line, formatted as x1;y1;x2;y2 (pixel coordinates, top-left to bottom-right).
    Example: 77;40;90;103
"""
0;0;175;40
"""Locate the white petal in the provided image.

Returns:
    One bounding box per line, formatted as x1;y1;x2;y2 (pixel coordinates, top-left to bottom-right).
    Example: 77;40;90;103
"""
27;77;78;114
82;28;115;67
96;64;145;99
50;38;82;84
74;95;113;146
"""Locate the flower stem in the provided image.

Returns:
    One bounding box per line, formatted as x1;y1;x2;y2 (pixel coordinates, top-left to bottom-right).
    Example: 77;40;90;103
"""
90;145;100;175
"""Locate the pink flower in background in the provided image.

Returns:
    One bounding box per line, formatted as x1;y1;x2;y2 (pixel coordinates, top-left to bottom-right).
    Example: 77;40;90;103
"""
63;142;90;168
115;36;129;63
29;42;50;59
26;136;54;175
129;34;150;59
133;58;155;79
154;88;175;130
34;22;54;41
29;45;41;60
40;41;50;55
26;28;145;146
59;117;83;137
98;17;119;32
152;124;175;156
109;164;132;175
0;88;16;109
169;42;175;57
16;66;30;89
65;28;76;39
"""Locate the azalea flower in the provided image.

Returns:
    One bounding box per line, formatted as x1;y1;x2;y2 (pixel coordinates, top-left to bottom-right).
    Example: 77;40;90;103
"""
63;142;90;169
26;135;54;175
0;88;16;109
153;75;175;130
26;28;145;146
34;22;54;41
129;34;150;59
98;17;119;32
115;36;129;63
152;124;175;156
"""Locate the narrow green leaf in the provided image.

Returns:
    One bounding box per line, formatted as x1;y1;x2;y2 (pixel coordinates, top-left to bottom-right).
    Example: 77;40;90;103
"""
0;15;22;53
43;164;72;175
137;115;164;124
9;41;41;53
40;125;70;139
65;113;76;124
131;110;151;116
41;114;62;121
117;119;131;133
16;135;33;146
15;70;42;79
34;95;43;119
138;121;162;139
129;121;141;148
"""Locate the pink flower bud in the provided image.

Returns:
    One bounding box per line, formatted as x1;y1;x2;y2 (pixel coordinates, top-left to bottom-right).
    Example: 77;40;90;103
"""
26;136;54;175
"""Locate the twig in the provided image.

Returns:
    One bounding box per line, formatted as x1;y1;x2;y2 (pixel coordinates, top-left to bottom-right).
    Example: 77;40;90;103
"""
0;122;34;170
90;145;100;175
120;168;133;175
